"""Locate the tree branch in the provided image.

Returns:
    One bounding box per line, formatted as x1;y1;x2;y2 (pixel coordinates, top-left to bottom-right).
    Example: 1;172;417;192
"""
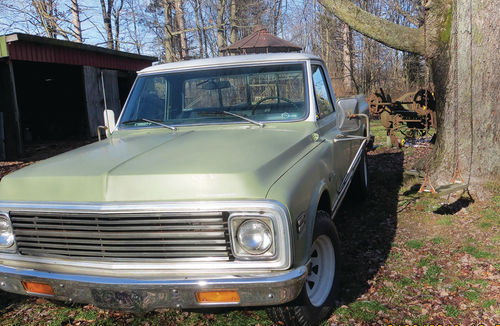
391;0;420;27
318;0;424;55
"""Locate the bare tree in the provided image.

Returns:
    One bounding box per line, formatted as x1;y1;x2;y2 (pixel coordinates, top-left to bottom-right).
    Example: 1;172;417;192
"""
342;23;354;93
123;0;143;54
174;0;188;58
71;0;82;42
229;0;237;44
113;0;124;50
216;0;227;52
99;0;114;48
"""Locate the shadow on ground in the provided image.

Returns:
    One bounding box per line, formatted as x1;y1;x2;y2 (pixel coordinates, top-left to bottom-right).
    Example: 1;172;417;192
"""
335;149;404;305
433;196;474;215
0;290;25;311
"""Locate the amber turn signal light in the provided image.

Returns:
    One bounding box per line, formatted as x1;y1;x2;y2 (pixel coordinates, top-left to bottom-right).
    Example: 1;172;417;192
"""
22;281;55;296
196;290;240;303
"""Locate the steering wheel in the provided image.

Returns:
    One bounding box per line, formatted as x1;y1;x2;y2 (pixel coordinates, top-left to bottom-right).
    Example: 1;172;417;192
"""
251;96;300;115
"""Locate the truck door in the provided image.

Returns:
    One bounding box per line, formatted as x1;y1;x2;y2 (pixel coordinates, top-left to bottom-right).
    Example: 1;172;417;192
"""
311;64;350;199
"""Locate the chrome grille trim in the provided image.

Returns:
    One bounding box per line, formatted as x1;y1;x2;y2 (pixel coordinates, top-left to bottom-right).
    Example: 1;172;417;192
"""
0;201;291;272
10;212;231;262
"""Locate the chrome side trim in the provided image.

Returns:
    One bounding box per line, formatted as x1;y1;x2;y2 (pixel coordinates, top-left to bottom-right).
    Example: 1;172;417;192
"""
0;200;292;273
331;139;367;218
0;265;307;310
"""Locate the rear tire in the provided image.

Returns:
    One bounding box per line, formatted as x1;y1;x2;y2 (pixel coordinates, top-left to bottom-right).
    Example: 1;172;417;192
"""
266;211;341;326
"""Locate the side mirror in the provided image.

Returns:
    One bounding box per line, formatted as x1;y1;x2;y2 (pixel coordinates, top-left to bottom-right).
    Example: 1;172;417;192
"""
104;109;116;136
336;98;359;131
98;110;116;141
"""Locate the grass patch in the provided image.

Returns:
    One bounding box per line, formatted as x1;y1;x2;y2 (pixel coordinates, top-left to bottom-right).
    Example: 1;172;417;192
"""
406;239;424;249
479;222;492;229
74;309;98;322
335;301;387;322
430;237;445;244
444;304;461;317
418;256;435;267
378;285;398;300
370;121;389;147
463;245;494;259
481;299;497;308
482;208;499;221
464;289;481;302
451;279;468;291
411;314;429;325
47;308;73;326
397;276;415;288
469;279;488;288
388;251;402;261
422;265;442;286
437;216;453;226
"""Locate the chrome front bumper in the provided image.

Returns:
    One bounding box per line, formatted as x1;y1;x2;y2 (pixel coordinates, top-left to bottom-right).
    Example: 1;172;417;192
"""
0;265;307;311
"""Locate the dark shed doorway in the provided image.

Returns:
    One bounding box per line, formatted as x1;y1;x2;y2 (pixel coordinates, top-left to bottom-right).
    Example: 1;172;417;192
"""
13;61;88;142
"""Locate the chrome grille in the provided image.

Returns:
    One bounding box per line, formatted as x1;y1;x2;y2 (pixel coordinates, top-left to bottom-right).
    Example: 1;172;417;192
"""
10;211;232;261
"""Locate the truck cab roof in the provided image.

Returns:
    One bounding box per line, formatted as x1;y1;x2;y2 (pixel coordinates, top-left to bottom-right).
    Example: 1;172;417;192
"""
139;53;322;75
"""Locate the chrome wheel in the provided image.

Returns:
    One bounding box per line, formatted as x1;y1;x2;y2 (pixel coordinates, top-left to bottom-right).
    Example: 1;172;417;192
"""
306;234;336;307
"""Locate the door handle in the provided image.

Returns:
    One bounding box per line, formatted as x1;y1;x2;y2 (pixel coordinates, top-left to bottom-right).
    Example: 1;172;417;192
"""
333;133;348;142
334;133;366;142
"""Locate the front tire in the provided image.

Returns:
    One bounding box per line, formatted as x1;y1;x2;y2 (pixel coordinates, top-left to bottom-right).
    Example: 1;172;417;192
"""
267;211;341;326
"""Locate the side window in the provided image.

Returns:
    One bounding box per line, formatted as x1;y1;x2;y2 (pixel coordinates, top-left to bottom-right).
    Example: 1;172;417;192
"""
311;65;334;118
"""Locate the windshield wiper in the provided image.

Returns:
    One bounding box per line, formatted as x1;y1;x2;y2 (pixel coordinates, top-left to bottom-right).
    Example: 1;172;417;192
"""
207;111;264;128
141;118;177;131
122;118;177;131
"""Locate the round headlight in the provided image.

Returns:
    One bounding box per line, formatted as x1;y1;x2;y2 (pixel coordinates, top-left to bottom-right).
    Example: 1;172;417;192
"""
236;220;272;255
0;218;14;248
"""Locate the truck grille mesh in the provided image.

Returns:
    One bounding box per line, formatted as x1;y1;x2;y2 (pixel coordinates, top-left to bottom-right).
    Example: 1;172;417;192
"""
10;211;232;262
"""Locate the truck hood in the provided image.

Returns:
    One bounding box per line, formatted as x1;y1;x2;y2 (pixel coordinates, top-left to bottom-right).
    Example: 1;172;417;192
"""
0;125;317;202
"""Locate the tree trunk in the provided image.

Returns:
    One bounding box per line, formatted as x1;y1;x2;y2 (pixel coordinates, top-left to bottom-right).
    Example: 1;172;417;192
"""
113;0;123;50
430;0;500;196
174;0;188;59
320;0;500;196
272;0;282;35
71;0;82;42
194;0;204;58
127;0;141;54
216;0;227;53
229;0;237;44
163;0;175;62
342;23;353;94
99;0;114;49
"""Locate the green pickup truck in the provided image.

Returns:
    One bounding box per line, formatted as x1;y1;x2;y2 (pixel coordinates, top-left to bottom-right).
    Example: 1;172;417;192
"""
0;53;369;326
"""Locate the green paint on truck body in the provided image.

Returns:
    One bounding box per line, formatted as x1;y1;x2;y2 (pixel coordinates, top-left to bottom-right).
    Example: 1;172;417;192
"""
0;122;318;203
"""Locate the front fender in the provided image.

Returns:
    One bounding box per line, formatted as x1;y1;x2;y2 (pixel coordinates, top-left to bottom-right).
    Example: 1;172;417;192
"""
266;141;334;267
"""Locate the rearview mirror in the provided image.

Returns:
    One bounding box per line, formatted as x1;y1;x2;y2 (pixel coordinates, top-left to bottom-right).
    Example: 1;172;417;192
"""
336;98;359;131
198;79;231;90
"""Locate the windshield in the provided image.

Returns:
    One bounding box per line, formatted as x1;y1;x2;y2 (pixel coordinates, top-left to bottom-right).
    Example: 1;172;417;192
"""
119;63;307;128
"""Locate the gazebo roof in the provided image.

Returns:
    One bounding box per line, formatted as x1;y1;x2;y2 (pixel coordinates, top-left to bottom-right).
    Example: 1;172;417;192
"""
221;27;302;55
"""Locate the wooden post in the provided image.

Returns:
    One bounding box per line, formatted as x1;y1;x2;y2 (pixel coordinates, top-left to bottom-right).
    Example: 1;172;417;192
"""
0;112;6;160
83;66;121;137
0;60;23;159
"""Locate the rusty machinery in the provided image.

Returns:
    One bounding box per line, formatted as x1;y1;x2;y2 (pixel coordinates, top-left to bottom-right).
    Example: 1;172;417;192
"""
367;88;437;147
